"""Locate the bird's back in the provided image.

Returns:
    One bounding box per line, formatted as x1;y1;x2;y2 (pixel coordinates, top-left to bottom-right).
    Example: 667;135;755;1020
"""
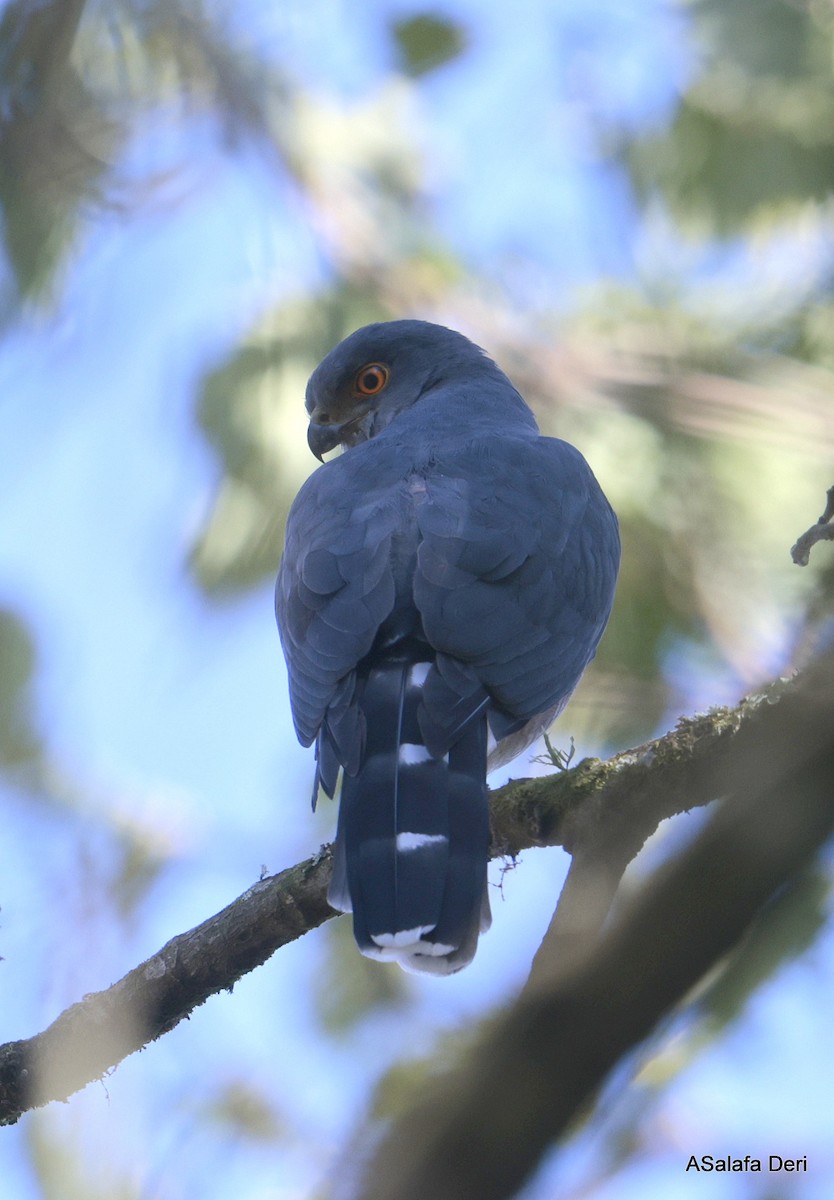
276;321;619;972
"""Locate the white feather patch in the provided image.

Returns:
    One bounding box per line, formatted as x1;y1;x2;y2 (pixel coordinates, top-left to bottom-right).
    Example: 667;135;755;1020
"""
407;662;431;687
396;951;462;976
371;924;434;949
363;933;461;973
398;742;432;765
413;941;456;957
396;831;447;852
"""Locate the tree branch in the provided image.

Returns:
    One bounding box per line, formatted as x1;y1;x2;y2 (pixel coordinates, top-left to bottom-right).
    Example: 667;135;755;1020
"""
346;647;834;1200
0;677;794;1125
0;852;335;1125
791;483;834;565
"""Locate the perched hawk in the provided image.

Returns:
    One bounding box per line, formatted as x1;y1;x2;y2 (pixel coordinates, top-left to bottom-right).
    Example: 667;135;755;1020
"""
276;321;619;973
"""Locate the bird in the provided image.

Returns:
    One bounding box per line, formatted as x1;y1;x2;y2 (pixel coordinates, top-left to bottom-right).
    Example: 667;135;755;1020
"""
275;320;619;974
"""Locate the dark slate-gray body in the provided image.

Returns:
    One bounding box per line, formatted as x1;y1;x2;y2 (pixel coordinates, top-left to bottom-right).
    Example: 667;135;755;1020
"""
275;322;620;972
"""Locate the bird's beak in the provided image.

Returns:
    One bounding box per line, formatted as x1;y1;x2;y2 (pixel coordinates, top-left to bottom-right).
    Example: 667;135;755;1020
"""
307;421;343;462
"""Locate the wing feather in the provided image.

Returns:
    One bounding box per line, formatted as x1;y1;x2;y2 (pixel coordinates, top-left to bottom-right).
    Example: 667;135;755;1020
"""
414;435;619;726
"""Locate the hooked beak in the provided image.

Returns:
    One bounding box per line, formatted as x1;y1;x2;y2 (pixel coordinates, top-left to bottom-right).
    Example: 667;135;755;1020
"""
307;405;372;460
307;421;343;462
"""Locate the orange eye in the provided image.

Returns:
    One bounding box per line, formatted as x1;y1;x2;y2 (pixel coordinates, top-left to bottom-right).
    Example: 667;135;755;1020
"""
354;363;389;396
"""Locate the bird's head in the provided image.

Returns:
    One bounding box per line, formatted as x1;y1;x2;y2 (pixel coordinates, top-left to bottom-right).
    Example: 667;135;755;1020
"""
304;319;496;460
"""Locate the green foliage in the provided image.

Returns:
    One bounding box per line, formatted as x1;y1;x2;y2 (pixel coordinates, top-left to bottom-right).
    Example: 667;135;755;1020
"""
189;72;465;594
0;0;286;306
625;95;834;236
391;13;466;78
315;918;407;1033
191;284;393;593
0;0;115;303
25;1114;139;1200
0;608;41;769
620;0;834;233
703;866;830;1029
197;1078;286;1142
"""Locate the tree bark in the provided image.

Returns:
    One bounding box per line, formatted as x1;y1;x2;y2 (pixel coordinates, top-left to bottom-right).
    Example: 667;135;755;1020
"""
0;668;806;1126
348;648;834;1200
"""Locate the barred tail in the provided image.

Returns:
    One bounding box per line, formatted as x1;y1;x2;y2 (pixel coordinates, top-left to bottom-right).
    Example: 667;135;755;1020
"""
327;658;491;975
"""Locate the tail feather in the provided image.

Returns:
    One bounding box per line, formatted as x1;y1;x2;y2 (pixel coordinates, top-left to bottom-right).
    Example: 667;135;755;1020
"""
326;654;491;974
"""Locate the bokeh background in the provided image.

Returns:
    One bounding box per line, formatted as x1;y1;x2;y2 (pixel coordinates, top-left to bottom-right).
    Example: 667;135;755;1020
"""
1;1;833;1197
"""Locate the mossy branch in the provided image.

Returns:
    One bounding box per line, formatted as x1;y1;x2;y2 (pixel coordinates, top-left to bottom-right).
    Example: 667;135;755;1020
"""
0;674;796;1126
348;648;834;1200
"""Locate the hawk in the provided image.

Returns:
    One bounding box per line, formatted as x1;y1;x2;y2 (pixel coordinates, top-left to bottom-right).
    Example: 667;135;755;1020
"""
276;321;619;973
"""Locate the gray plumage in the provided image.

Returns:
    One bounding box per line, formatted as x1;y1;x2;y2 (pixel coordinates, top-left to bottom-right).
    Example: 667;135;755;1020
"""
276;320;619;973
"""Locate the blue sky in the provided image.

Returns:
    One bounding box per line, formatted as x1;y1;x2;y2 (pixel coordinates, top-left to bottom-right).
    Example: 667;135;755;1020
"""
1;2;832;1197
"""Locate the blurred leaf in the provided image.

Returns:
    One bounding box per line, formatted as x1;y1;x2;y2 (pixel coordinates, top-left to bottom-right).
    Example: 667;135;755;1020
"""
26;1113;139;1200
624;97;834;236
188;65;473;594
631;866;832;1106
118;0;285;149
563;863;832;1198
200;1079;286;1143
0;0;294;309
369;1022;483;1122
391;13;466;78
791;296;834;371
690;0;822;82
0;607;42;769
191;283;392;594
108;818;173;920
0;0;117;302
703;866;831;1029
617;0;834;233
315;916;407;1034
